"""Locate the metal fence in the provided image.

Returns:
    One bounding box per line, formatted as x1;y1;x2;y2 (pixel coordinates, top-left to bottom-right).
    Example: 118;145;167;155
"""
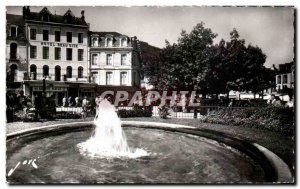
55;105;251;119
152;106;254;119
56;107;83;113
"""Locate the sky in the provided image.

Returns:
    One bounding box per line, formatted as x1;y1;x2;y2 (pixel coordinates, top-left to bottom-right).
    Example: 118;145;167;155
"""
6;6;294;68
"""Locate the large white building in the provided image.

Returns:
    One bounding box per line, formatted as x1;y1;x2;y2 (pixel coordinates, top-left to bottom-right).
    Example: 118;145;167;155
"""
6;6;143;105
6;7;94;105
26;7;89;82
89;31;142;96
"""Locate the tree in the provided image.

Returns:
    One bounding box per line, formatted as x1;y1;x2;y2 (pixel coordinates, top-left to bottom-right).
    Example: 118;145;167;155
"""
224;29;272;99
224;28;248;92
242;44;268;98
158;22;217;96
139;41;161;88
205;39;230;97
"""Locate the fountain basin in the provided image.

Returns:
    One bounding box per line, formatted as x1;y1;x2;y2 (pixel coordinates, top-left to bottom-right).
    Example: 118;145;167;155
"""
6;121;292;184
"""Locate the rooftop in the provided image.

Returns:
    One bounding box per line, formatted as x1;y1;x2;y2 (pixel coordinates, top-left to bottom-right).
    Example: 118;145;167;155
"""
6;14;24;26
7;7;88;27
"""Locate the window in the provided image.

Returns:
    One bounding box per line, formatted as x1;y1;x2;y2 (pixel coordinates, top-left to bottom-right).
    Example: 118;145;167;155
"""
133;72;137;85
55;66;61;81
78;67;83;78
78;49;84;61
43;65;49;77
9;64;17;82
78;33;83;43
106;72;113;85
43;47;49;59
10;43;17;59
66;66;72;78
92;54;98;65
92;72;98;83
30;29;36;40
283;74;288;84
121;38;127;46
42;14;49;22
55;47;61;60
10;26;17;37
30;46;37;59
92;38;98;47
107;38;113;47
43;30;49;41
107;54;112;65
277;75;282;84
67;32;72;43
121;54;127;65
55;31;61;42
66;48;72;61
30;64;37;78
120;72;127;85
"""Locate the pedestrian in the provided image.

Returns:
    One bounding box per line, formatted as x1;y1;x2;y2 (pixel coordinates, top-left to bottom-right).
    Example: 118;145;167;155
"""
68;96;73;107
62;96;67;107
82;96;88;120
273;96;282;107
268;94;276;105
75;96;80;107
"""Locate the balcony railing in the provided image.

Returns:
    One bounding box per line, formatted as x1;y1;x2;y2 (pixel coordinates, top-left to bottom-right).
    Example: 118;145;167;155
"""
28;74;88;82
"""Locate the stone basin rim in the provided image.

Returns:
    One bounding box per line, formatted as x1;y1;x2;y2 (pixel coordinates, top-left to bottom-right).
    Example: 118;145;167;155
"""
6;120;293;183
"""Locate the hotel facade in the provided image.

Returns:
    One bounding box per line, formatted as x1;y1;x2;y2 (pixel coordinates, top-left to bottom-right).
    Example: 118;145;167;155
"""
6;7;142;105
89;31;141;96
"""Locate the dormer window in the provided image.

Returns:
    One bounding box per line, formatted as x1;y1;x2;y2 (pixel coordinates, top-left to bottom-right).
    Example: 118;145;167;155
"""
63;10;75;24
121;38;127;47
107;38;113;47
92;37;98;47
42;14;50;22
39;7;52;22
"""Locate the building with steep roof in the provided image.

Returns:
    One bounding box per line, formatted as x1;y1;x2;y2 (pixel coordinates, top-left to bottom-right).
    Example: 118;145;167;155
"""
6;6;145;105
6;7;95;105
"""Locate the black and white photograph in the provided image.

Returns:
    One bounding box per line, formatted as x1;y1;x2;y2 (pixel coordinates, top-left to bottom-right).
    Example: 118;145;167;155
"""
5;4;295;184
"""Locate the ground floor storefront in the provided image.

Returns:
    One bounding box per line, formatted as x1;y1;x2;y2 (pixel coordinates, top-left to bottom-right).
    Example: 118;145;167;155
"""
23;80;98;106
19;81;140;106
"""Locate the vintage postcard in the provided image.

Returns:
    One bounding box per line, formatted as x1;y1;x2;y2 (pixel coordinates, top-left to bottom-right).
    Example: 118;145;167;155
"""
5;6;295;184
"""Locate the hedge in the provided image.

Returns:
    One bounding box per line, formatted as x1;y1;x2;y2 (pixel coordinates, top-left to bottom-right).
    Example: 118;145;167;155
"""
203;106;294;135
118;109;152;118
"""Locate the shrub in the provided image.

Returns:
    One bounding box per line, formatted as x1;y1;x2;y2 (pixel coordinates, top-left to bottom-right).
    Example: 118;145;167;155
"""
55;111;82;119
118;109;152;118
205;106;294;135
158;106;170;119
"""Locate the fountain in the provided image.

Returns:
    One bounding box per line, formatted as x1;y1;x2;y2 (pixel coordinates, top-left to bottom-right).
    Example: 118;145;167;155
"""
6;99;292;183
77;99;148;158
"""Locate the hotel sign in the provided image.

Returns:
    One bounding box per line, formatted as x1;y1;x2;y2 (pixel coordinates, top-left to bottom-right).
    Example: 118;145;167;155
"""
33;86;67;92
41;42;78;48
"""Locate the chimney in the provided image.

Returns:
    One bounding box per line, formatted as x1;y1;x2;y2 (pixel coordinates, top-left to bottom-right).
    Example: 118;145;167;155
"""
23;6;31;19
23;6;26;18
81;10;85;21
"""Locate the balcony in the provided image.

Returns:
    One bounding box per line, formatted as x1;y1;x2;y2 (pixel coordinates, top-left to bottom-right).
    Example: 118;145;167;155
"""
29;74;88;83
